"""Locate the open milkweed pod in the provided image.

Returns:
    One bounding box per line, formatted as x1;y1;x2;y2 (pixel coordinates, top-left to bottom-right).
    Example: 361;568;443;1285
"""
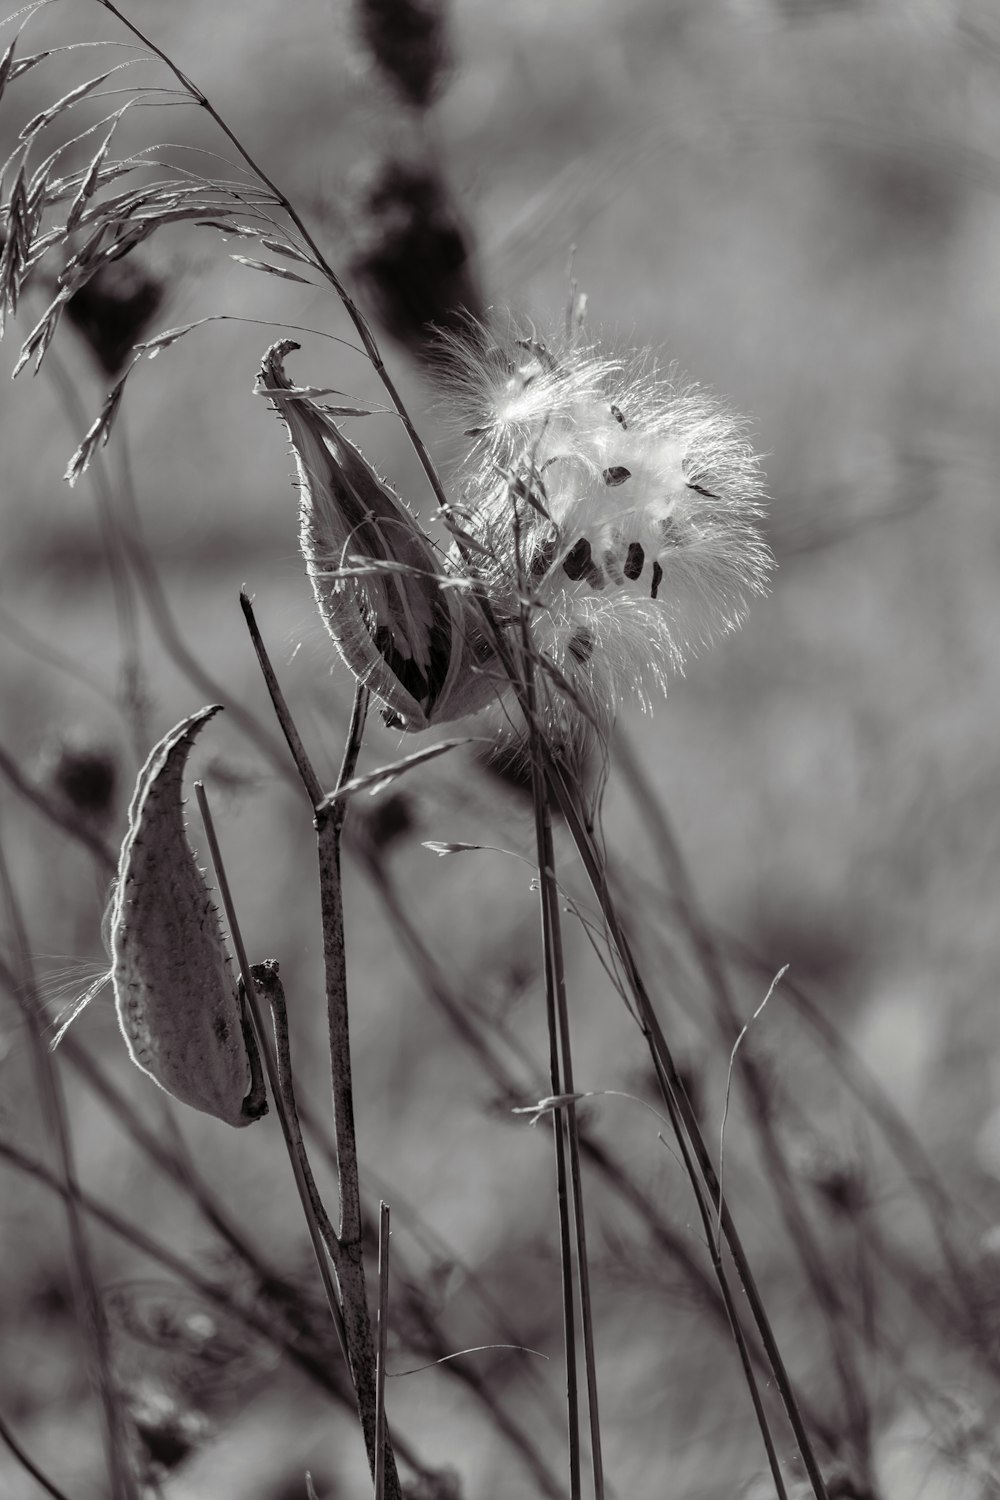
449;330;774;725
111;706;267;1127
258;339;497;730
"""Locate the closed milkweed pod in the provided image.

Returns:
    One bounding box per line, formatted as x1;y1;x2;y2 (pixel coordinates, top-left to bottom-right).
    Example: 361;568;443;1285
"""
110;705;267;1127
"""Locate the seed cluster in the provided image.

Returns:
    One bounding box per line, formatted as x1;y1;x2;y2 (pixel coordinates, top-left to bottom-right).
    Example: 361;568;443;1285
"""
451;333;773;719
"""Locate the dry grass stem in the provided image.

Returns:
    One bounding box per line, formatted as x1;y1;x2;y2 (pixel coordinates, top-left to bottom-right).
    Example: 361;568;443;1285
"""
0;873;137;1500
192;783;351;1367
374;1200;390;1500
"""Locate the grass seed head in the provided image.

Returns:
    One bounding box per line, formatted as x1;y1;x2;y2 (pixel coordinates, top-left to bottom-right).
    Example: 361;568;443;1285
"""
110;705;267;1128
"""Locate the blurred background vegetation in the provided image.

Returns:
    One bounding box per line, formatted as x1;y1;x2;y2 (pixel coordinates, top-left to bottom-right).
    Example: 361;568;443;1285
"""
3;0;1000;1496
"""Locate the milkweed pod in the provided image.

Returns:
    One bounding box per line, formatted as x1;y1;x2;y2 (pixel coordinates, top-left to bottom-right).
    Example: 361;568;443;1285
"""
110;706;267;1127
258;339;496;730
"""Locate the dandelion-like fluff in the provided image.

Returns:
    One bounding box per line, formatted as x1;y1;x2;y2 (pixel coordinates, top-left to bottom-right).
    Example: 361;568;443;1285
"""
448;330;773;724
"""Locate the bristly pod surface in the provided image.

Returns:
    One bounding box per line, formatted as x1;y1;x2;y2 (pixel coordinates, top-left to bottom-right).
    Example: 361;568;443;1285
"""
110;706;267;1127
258;339;496;731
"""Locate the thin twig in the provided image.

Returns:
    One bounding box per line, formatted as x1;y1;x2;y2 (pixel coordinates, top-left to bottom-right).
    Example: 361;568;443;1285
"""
548;770;830;1500
43;339;148;757
716;966;788;1254
115;434;295;779
311;685;401;1496
192;782;350;1368
0;599;120;715
359;847;832;1444
239;589;324;803
0;739;116;875
0;1407;73;1500
654;1093;789;1500
538;800;604;1500
252;960;349;1349
240;597;397;1495
374;1201;390;1500
0;1135;441;1485
62;1033;280;1284
612;732;872;1471
92;0;454;517
0;863;136;1500
515;655;583;1498
42;337;293;780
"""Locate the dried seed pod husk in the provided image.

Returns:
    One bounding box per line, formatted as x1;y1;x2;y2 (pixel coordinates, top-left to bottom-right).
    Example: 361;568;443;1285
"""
110;706;267;1127
258;339;496;730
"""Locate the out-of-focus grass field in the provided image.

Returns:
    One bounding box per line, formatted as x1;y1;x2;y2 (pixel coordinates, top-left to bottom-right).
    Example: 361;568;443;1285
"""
4;1;1000;1496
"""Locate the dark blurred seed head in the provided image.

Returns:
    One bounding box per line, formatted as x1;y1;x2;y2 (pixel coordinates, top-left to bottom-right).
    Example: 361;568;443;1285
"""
65;255;164;377
43;734;118;824
348;157;485;368
128;1382;209;1481
352;790;416;859
799;1141;866;1217
476;728;592;817
353;0;451;110
28;1268;73;1318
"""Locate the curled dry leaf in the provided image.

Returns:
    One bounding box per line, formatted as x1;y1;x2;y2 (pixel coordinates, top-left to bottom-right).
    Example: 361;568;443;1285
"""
110;705;267;1128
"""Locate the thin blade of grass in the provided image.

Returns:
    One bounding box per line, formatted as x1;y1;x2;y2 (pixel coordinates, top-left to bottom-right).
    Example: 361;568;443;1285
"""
374;1201;390;1500
20;65;128;142
320;738;485;806
230;252;315;284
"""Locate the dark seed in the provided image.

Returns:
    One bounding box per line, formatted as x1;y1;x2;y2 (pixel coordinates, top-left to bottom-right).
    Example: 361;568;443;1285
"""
650;560;663;600
562;537;593;581
624;542;644;580
610;404;627;429
374;625;429;704
687;480;718;499
567;629;594;665
530;532;560;580
603;465;631;487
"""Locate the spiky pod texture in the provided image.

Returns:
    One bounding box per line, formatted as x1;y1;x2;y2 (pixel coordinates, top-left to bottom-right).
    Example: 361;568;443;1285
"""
110;706;266;1128
259;339;495;730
